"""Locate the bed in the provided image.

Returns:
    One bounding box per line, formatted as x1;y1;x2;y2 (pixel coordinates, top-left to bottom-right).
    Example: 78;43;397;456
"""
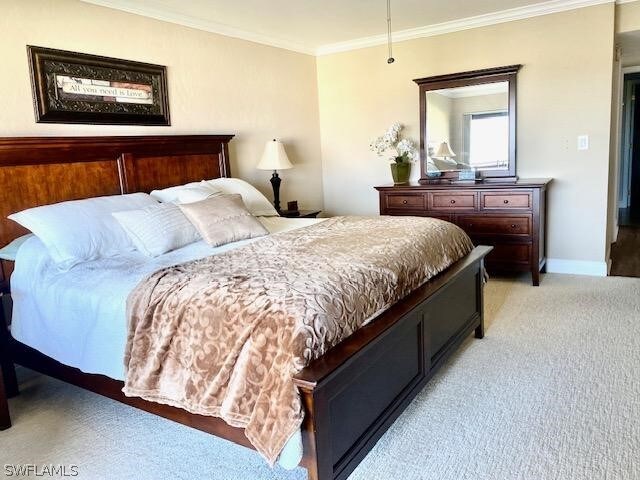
0;135;491;480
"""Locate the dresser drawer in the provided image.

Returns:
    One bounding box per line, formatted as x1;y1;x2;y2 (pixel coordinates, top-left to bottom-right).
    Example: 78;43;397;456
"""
457;215;531;236
481;192;531;210
429;192;477;210
385;193;426;210
486;243;531;265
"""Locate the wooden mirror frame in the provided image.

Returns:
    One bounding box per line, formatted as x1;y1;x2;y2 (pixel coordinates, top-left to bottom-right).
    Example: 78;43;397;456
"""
414;65;522;183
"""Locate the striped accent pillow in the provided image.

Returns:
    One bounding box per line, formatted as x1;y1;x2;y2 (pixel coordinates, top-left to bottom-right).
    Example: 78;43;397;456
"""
112;203;200;257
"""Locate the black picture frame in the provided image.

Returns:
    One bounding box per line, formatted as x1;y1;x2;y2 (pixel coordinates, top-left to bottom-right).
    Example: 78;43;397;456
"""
27;46;170;126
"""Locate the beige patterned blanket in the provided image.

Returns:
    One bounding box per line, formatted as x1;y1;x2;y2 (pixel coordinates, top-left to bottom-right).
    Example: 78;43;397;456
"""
123;216;473;464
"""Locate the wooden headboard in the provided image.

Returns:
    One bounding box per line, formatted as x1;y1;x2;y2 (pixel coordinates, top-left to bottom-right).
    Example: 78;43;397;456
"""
0;134;234;278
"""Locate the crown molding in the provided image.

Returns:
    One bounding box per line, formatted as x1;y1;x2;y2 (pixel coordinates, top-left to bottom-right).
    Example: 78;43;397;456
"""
79;0;316;55
316;0;616;55
80;0;625;58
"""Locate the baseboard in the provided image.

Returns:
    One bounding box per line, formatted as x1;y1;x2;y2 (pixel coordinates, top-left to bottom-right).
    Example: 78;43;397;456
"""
545;259;608;277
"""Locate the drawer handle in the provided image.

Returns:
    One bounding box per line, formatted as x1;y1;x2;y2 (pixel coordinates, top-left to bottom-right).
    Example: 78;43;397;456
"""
503;199;509;204
511;224;518;228
402;200;408;204
450;200;456;204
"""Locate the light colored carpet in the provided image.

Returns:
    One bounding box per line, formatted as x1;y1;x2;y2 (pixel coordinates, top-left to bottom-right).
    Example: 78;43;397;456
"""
1;273;640;480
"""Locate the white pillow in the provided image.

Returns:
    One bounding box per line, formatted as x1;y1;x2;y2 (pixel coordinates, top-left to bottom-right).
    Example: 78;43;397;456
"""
0;234;34;261
204;178;278;217
112;203;201;257
150;182;219;203
177;184;222;204
8;193;158;269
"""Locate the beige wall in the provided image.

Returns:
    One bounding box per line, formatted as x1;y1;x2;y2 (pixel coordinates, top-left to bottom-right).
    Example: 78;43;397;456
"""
616;2;640;65
616;1;640;34
0;0;324;211
317;4;615;267
425;92;452;151
621;52;640;67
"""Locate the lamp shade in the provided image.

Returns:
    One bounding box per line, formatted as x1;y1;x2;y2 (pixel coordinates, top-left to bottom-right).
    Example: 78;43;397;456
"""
433;141;456;158
256;139;293;171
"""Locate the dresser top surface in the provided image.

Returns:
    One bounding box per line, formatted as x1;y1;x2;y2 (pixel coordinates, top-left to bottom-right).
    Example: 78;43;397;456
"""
375;178;552;191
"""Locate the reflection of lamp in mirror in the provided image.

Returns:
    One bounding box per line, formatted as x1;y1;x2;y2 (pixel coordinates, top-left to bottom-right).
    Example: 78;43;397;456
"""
432;142;458;170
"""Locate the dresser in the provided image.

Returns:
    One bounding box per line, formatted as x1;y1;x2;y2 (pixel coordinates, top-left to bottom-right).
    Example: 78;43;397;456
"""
375;179;552;285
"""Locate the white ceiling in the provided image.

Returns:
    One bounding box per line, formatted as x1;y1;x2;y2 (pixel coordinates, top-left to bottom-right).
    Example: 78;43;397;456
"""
82;0;619;55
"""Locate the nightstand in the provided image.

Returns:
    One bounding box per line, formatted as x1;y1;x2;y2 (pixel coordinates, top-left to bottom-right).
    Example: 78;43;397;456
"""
280;210;321;219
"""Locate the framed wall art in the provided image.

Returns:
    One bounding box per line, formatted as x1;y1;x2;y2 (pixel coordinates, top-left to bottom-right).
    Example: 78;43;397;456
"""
27;46;170;126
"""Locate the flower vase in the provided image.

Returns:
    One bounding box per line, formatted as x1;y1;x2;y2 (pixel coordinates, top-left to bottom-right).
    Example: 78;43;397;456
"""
390;162;411;185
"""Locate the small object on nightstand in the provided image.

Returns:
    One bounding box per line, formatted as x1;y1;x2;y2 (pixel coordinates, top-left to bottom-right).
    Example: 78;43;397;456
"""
280;209;321;218
287;200;299;212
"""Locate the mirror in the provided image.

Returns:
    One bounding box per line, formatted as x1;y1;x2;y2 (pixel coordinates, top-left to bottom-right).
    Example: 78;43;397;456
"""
426;82;509;172
415;65;521;182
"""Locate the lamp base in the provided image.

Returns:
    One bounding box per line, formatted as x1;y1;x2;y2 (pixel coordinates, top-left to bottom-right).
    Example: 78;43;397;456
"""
270;171;282;212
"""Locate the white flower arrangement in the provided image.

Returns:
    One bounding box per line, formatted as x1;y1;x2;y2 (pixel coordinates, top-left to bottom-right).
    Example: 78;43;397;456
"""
370;123;417;164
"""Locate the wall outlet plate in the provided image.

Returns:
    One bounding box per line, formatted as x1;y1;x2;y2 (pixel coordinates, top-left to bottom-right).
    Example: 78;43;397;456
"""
578;135;589;151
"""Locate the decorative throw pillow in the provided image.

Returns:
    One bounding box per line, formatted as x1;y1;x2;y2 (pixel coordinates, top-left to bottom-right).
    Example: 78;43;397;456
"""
112;203;201;257
178;194;268;247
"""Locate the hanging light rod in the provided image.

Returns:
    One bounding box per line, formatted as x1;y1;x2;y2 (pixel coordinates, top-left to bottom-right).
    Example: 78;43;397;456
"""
387;0;395;64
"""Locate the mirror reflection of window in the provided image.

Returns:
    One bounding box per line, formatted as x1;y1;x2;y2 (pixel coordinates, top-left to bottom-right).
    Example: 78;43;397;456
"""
462;111;509;169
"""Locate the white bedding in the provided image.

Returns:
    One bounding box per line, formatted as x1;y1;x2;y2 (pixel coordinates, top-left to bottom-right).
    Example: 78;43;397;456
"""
10;215;324;469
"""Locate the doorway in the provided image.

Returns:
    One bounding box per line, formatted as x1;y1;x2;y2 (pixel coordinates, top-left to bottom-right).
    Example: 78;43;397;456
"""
611;71;640;277
618;72;640;226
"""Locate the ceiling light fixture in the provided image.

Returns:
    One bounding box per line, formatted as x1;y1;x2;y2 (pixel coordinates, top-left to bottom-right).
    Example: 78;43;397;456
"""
386;0;395;64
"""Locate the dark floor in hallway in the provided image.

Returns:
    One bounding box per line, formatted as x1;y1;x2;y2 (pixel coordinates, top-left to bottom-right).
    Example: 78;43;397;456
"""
610;226;640;278
619;207;640;227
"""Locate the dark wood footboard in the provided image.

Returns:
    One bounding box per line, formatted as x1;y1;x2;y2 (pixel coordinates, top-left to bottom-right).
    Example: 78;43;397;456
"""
295;245;491;480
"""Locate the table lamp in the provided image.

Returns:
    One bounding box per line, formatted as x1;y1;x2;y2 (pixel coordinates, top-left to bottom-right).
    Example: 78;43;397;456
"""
257;139;293;212
433;141;457;167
